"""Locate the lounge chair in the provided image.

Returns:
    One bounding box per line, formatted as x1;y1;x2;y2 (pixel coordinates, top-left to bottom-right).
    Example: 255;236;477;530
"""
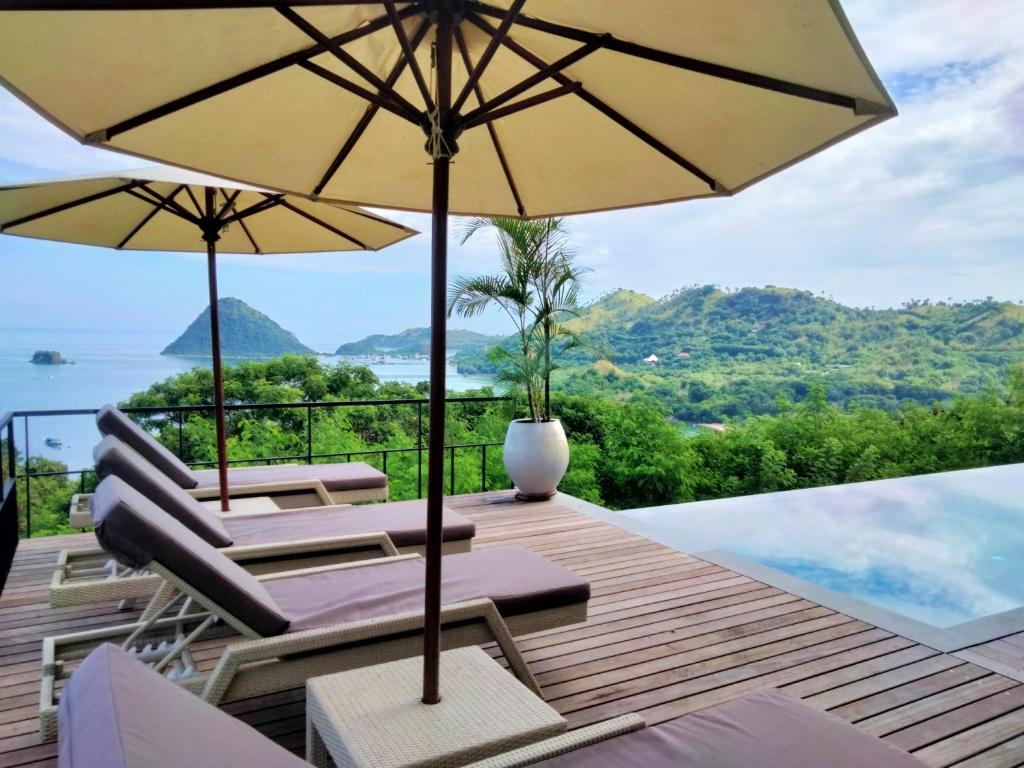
93;402;388;508
51;437;475;608
40;476;590;741
464;689;928;767
60;644;927;768
59;643;309;768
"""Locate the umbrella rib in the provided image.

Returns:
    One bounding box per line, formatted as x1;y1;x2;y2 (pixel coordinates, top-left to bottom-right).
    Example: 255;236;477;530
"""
454;24;525;217
312;18;431;196
0;181;145;230
91;7;415;142
450;0;525;116
116;184;187;249
218;188;263;254
382;0;433;113
264;194;367;249
459;36;605;128
215;188;243;220
128;185;203;224
221;194;285;225
297;60;421;125
182;186;205;218
461;81;581;131
467;11;721;192
472;3;878;114
276;5;423;121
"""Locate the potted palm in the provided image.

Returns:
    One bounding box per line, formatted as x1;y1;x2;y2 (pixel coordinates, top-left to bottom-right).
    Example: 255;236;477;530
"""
449;217;585;499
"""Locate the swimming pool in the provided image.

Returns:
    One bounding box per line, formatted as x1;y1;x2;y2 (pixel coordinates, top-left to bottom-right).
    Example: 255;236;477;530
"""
615;464;1024;649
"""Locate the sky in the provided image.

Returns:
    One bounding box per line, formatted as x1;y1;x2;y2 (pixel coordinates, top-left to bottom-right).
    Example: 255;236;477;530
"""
1;1;1022;349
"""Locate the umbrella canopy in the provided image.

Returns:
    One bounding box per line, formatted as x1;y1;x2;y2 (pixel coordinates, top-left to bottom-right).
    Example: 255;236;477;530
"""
0;0;895;704
0;2;894;218
0;166;416;510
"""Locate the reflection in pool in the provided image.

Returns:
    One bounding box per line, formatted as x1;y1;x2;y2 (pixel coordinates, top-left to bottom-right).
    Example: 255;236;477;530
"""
620;464;1024;628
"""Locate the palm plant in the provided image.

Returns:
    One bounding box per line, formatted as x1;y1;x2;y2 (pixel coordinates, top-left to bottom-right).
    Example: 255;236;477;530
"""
449;217;585;422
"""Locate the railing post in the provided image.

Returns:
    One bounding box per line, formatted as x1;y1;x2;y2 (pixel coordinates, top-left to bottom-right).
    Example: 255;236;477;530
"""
449;446;455;496
417;401;424;498
177;409;184;458
306;405;313;465
5;418;13;486
481;444;487;492
382;451;388;478
23;416;30;539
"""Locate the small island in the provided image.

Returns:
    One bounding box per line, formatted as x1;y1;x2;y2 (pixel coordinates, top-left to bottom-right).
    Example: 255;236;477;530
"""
163;297;314;358
30;350;69;365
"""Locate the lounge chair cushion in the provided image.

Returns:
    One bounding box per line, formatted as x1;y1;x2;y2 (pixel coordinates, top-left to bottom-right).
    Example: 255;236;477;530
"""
529;688;927;767
91;476;289;636
265;548;590;631
224;499;475;549
58;644;307;768
93;435;232;548
192;461;388;493
96;404;197;489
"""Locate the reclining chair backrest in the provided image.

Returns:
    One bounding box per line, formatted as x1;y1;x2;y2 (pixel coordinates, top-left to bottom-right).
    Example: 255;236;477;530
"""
59;643;307;768
91;476;289;636
96;405;198;489
93;435;232;548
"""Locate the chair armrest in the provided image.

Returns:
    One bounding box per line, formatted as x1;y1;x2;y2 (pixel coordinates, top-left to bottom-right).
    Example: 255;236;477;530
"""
222;532;399;562
254;552;421;582
462;714;647;768
187;478;332;505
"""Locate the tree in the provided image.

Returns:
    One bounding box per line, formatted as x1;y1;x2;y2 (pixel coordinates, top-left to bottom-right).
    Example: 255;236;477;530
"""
450;217;585;422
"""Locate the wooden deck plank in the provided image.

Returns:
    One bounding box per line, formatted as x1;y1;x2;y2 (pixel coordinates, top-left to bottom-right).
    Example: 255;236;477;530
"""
1;491;1022;767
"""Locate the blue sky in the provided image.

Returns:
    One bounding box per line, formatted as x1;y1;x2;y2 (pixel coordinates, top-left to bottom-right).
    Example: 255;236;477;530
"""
1;0;1023;348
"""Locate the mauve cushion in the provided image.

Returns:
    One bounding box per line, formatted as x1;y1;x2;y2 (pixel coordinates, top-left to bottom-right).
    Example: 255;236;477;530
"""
224;499;474;549
58;644;306;768
530;689;927;767
96;405;197;489
265;548;589;631
90;476;288;637
93;435;232;547
192;461;387;492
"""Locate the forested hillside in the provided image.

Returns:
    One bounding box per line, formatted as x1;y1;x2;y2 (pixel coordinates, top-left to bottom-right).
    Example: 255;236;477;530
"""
335;327;500;356
457;285;1024;420
14;355;1024;536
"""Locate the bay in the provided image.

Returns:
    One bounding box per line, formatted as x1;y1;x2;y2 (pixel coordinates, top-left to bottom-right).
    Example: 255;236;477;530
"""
0;327;493;472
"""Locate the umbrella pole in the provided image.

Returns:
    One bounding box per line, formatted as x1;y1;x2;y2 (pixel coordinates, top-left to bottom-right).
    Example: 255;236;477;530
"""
423;0;454;705
202;187;230;512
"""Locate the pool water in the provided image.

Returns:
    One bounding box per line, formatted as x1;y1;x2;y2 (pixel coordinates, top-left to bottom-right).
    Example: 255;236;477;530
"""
620;464;1024;628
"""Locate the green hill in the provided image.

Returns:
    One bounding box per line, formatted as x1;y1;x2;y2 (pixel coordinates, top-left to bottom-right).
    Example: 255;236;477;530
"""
335;327;501;356
162;298;314;358
454;285;1024;419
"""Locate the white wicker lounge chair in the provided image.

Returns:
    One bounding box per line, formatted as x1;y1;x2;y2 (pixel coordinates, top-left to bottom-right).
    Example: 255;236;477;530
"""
40;477;590;741
71;405;389;527
51;437;475;608
60;645;927;768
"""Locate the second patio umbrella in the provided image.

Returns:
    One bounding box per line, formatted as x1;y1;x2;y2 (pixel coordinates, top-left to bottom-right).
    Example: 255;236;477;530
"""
0;166;416;510
0;0;896;702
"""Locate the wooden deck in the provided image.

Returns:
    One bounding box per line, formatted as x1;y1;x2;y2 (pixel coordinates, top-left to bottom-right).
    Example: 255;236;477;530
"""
2;491;1024;767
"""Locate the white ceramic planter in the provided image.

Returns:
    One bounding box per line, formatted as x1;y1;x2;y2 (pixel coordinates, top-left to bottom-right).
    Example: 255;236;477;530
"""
503;419;570;500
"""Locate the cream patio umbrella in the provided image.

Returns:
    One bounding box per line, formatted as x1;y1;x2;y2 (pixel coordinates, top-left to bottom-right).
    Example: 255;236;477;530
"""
0;166;416;511
0;0;895;702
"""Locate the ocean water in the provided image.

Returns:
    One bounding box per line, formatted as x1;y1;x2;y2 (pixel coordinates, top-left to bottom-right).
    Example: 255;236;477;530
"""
0;327;493;471
622;464;1024;628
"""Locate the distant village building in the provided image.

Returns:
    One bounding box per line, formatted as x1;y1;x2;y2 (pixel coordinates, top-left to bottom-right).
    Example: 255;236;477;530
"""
676;351;691;359
643;354;659;365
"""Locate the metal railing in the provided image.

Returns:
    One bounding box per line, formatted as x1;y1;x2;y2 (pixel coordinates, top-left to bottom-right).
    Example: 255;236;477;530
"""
5;395;514;543
0;411;17;594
